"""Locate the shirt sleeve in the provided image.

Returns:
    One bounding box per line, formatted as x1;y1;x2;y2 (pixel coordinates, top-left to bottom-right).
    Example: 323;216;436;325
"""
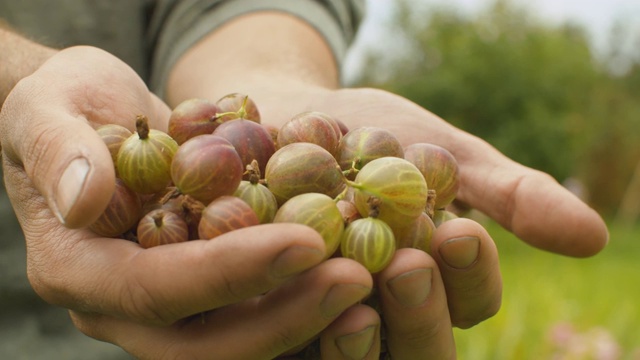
148;0;366;100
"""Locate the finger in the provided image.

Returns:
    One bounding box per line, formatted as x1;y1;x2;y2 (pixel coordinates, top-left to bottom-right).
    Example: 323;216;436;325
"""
0;105;116;228
452;133;608;257
28;223;330;326
376;248;456;359
429;217;502;329
319;304;381;360
70;258;373;360
0;46;169;228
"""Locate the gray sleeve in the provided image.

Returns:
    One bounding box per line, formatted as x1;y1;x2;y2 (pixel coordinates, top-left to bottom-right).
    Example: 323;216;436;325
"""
148;0;366;100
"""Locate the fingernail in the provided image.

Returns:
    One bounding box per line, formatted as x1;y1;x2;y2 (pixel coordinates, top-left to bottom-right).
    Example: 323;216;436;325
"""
320;284;371;318
438;236;480;269
387;268;432;307
271;245;325;279
336;325;377;360
54;157;90;224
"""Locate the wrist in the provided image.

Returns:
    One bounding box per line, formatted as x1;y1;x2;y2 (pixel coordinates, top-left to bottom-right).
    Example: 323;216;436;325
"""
0;26;57;106
165;11;340;124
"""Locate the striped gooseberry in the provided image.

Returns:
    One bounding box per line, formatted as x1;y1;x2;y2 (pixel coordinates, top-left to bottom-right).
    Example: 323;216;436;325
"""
136;209;189;248
273;193;344;258
96;123;132;172
213;118;275;178
116;115;178;194
233;161;278;224
404;143;460;209
215;93;261;123
340;198;396;273
198;195;260;240
393;212;435;253
277;111;342;156
433;209;459;227
337;126;404;180
170;134;244;205
349;157;428;230
89;178;142;237
168;98;221;145
264;142;346;205
142;188;204;240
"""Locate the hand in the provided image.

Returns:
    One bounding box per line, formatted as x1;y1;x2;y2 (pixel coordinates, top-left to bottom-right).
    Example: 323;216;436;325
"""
163;11;606;358
0;46;375;359
309;87;609;258
276;87;606;358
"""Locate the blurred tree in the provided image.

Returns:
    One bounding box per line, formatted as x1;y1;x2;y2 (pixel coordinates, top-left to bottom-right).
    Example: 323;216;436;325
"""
354;0;640;216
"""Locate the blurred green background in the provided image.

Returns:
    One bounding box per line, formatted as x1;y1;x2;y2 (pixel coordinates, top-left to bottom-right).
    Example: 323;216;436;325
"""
347;0;640;358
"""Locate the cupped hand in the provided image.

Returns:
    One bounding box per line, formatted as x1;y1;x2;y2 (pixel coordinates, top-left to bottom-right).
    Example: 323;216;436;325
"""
0;46;374;359
306;87;609;258
243;85;603;358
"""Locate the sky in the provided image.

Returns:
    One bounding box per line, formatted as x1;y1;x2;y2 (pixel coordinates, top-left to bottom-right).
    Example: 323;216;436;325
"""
343;0;640;82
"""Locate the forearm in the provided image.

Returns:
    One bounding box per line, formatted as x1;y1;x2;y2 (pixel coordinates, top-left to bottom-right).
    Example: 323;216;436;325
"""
0;23;57;106
165;11;340;126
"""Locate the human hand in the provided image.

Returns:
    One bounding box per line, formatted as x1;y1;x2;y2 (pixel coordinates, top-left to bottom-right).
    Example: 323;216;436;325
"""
0;46;376;359
306;87;609;258
269;85;606;358
152;10;604;357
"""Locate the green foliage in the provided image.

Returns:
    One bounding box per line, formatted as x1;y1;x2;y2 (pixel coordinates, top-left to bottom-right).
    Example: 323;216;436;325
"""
355;0;640;216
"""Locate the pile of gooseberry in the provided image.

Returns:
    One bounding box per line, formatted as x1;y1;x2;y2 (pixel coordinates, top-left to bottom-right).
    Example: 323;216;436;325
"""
93;93;462;357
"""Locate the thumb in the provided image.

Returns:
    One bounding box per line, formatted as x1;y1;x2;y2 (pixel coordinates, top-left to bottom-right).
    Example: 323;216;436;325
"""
1;102;116;228
0;46;169;228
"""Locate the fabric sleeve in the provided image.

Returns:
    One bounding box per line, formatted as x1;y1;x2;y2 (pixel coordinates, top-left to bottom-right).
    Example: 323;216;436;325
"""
148;0;366;99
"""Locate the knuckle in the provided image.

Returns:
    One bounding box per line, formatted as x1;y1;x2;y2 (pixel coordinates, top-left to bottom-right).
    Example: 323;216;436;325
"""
404;318;446;348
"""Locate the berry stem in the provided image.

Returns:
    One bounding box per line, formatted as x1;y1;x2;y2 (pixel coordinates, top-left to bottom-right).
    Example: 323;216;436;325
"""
160;187;181;205
333;185;349;202
213;95;250;123
341;159;361;178
237;95;249;119
244;159;261;184
425;189;437;219
135;115;150;140
344;178;364;190
152;212;164;227
368;196;382;218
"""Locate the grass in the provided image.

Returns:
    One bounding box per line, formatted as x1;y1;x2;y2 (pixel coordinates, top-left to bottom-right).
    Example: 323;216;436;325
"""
453;220;640;359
